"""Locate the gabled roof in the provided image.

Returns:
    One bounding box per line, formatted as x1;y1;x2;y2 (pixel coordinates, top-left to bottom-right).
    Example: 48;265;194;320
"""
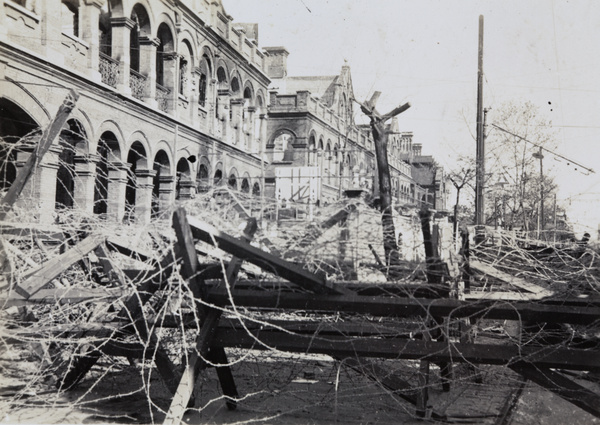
273;75;338;105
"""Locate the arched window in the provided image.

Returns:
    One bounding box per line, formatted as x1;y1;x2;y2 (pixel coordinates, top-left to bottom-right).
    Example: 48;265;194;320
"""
0;98;39;191
179;41;193;97
152;150;171;218
61;0;79;37
216;67;228;90
213;169;223;186
241;178;250;193
130;12;140;72
99;3;112;57
228;174;237;189
156;23;174;88
272;131;294;162
307;135;316;166
230;77;240;95
94;132;120;216
56;120;87;210
196;162;209;192
198;55;211;107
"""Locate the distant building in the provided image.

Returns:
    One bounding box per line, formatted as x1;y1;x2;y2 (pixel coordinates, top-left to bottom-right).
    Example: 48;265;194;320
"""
263;51;444;212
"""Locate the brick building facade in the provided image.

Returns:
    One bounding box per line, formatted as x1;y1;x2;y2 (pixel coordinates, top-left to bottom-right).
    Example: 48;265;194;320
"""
0;0;446;224
1;0;269;223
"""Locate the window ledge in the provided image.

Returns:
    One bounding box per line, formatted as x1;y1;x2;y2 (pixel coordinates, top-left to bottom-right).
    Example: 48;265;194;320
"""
5;0;40;23
61;31;89;49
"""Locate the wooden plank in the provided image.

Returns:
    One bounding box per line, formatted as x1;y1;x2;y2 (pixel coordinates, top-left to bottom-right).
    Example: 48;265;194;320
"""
465;291;548;301
4;287;127;307
494;375;527;425
106;235;153;263
212;329;600;371
470;258;554;297
164;216;257;424
207;347;238;410
172;208;206;302
294;203;357;249
15;234;106;298
206;289;600;325
510;363;600;419
186;215;351;295
220;318;420;337
58;251;178;392
416;359;430;418
3;240;38;268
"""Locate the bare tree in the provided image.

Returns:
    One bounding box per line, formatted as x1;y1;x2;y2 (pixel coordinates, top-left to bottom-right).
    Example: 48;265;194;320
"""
484;101;559;234
447;157;475;238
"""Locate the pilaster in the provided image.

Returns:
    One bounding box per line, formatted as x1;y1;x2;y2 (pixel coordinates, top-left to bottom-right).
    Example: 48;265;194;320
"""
134;169;156;224
111;17;135;95
106;161;128;222
81;0;104;82
139;36;160;107
73;154;100;213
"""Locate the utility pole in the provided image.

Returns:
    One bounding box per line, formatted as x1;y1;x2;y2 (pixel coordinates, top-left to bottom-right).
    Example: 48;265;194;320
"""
533;147;544;239
475;15;485;239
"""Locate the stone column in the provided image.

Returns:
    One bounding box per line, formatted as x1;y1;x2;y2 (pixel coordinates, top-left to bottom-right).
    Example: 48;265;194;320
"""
217;89;231;142
162;52;179;114
157;175;175;219
245;105;256;153
111;17;134;96
81;0;103;82
41;0;63;63
258;113;268;154
190;67;202;127
177;179;196;200
134;169;156;224
230;98;244;147
139;35;159;108
208;79;217;135
106;161;128;222
73;154;99;213
14;145;61;224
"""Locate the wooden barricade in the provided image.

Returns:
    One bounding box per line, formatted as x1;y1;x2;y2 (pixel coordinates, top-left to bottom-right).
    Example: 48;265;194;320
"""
3;207;600;422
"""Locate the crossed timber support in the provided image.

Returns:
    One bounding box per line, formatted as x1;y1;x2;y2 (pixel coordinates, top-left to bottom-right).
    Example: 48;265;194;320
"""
164;208;258;424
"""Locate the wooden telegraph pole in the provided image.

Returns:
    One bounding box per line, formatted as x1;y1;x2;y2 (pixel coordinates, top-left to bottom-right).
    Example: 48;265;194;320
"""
475;15;486;242
357;92;410;274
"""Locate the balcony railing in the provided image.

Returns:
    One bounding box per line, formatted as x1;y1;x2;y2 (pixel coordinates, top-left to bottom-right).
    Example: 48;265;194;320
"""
156;84;169;112
99;52;119;88
129;69;146;100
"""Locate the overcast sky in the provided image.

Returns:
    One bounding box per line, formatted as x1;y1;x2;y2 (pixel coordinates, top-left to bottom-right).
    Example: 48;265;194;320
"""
224;0;600;235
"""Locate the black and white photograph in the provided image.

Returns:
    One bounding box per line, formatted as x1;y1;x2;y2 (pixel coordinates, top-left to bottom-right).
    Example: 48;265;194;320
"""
0;0;599;423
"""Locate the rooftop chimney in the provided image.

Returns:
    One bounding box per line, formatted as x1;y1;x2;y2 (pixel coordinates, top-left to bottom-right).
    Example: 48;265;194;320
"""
263;46;289;79
412;143;422;157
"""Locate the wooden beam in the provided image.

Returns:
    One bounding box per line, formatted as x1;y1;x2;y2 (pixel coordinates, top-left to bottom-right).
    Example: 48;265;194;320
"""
4;287;127;307
58;251;178;392
206;289;600;325
470;258;554;297
212;329;600;371
186;215;351;295
15;234;106;298
510;363;600;419
294;203;357;249
172;208;206;302
106;236;153;263
164;214;257;425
